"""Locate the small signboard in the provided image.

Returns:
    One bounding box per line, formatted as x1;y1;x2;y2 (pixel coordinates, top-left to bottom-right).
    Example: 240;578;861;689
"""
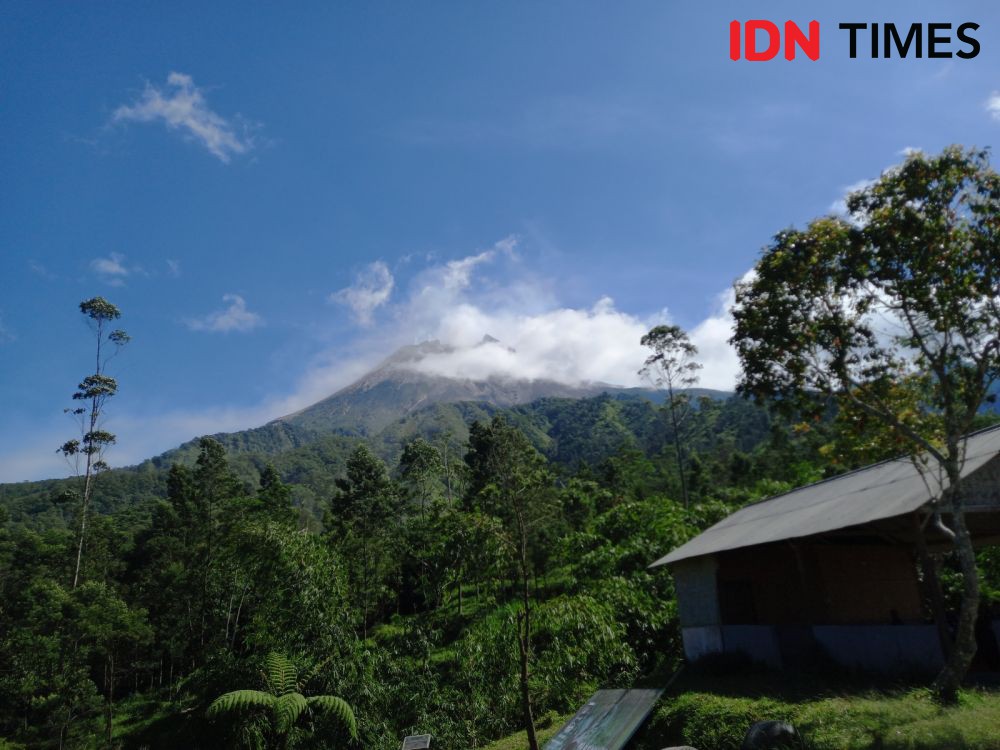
401;734;431;750
543;689;663;750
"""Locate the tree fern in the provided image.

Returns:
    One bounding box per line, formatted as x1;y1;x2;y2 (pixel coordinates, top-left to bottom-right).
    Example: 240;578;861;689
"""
273;692;309;735
307;695;358;739
264;652;298;696
207;652;357;747
207;690;276;716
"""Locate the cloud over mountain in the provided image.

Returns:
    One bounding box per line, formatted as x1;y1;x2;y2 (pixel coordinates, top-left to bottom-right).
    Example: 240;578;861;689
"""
324;237;742;392
329;261;395;325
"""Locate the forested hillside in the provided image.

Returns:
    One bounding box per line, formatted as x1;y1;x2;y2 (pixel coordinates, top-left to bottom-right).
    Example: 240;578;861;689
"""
0;383;864;749
0;389;731;532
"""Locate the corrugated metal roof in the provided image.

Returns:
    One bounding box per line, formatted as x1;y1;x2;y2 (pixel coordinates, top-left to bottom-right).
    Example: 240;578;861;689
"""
650;424;1000;568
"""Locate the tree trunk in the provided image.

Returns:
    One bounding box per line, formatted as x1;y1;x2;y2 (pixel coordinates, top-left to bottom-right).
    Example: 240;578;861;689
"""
231;585;248;650
932;475;980;704
516;520;539;750
72;456;95;589
224;590;235;643
666;388;689;507
518;614;539;750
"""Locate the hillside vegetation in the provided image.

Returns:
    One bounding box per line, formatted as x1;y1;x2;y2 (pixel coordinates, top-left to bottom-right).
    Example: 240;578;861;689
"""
3;389;999;749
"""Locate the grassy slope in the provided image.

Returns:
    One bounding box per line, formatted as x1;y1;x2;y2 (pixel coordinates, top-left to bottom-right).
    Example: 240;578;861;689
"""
632;672;1000;750
487;673;1000;750
481;713;574;750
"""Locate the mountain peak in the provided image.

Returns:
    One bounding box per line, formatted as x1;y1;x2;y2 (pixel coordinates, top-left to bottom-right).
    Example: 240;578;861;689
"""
382;339;453;366
276;337;622;435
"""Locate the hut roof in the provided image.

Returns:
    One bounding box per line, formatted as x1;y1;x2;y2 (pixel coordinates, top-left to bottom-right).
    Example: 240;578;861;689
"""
650;424;1000;568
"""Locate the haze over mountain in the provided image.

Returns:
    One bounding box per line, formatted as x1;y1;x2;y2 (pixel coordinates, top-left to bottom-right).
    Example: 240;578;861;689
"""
278;336;643;436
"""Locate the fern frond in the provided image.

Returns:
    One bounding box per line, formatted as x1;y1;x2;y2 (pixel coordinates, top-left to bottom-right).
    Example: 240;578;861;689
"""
273;692;308;735
264;652;297;695
307;695;358;739
206;690;275;717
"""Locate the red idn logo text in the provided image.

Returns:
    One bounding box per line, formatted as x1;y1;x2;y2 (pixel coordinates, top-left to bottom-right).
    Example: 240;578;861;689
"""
730;20;820;61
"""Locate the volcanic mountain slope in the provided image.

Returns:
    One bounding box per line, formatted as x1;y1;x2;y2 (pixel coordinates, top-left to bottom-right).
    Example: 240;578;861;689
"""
0;337;734;525
275;338;633;436
150;337;658;468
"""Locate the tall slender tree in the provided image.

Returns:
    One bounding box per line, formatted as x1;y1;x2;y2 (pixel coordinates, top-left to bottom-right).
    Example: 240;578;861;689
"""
639;325;702;506
59;297;129;589
466;416;555;750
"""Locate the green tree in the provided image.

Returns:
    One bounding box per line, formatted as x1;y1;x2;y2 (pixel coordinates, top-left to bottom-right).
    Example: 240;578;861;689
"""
70;581;151;744
731;146;1000;702
194;438;245;659
0;576;102;748
129;465;200;685
259;465;296;525
466;416;556;750
58;297;130;589
130;442;249;674
639;325;701;506
399;438;445;513
207;652;357;749
327;445;401;637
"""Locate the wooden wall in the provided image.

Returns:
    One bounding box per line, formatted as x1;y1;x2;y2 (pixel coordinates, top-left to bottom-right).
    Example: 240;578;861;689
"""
715;541;924;626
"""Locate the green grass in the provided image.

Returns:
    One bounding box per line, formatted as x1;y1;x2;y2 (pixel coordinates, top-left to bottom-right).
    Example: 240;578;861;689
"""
628;672;1000;750
484;672;1000;750
481;713;574;750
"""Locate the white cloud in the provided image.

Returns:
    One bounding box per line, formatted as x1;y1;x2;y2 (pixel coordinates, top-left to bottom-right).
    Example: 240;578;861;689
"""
404;297;654;386
113;72;254;163
829;177;877;216
369;241;743;391
90;252;130;286
186;294;263;333
832;150;933;218
440;235;518;291
688;280;749;391
987;92;1000;121
329;261;395;325
166;259;181;277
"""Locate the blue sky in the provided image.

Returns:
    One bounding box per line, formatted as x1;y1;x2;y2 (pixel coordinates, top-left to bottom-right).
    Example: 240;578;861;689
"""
2;1;999;481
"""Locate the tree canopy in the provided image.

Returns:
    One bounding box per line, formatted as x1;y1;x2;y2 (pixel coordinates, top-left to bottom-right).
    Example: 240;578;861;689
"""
732;145;1000;701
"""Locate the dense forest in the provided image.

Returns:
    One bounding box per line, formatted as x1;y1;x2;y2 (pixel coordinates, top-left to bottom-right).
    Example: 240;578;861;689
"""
0;387;912;749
